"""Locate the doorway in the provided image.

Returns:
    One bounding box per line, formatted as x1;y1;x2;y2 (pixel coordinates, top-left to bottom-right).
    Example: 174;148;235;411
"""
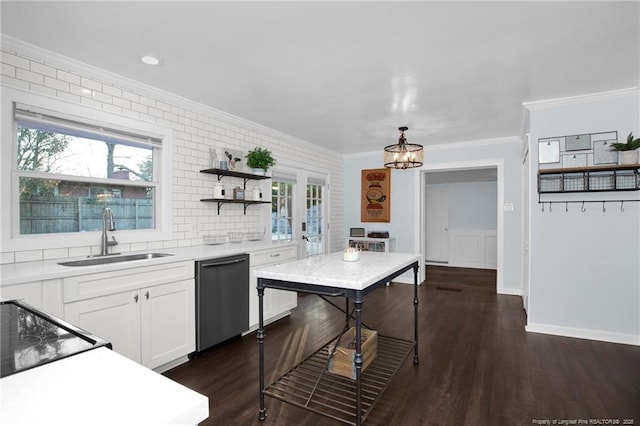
270;168;328;259
420;160;504;293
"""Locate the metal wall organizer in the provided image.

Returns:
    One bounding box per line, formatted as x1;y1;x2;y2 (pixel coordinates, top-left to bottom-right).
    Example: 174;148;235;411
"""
537;130;640;211
538;164;640;194
538;131;619;168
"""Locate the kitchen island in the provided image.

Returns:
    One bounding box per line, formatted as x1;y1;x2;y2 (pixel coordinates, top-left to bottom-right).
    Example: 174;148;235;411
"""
0;347;208;425
253;251;420;426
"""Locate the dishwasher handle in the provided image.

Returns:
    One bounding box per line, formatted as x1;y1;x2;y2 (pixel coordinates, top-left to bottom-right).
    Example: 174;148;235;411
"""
201;258;248;268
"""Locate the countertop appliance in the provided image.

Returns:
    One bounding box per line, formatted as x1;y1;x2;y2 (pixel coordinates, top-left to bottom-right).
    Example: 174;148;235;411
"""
193;253;249;356
0;299;111;378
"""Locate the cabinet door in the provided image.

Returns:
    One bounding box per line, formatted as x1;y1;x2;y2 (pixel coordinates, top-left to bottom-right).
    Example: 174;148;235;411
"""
0;281;42;310
270;289;297;317
140;279;195;370
248;246;298;329
249;269;273;329
65;291;141;363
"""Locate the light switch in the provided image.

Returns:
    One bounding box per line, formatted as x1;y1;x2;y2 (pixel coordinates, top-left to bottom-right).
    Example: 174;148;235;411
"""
503;203;514;212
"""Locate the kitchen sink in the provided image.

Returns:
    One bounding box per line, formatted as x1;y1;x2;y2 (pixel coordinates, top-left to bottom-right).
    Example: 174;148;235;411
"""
58;253;173;267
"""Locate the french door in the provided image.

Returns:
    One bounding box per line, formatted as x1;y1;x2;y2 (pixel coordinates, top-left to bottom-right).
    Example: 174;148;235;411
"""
303;179;325;257
270;170;327;258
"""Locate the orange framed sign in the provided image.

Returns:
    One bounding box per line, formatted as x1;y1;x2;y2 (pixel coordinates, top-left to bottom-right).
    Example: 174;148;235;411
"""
361;168;391;222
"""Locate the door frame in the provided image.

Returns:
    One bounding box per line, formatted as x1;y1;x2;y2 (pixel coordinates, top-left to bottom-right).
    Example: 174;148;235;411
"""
268;160;330;259
416;158;506;294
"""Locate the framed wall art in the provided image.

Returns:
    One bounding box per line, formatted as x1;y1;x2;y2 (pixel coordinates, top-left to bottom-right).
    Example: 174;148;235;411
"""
361;168;391;222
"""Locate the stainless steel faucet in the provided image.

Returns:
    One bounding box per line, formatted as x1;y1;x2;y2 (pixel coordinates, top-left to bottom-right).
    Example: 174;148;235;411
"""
101;207;119;256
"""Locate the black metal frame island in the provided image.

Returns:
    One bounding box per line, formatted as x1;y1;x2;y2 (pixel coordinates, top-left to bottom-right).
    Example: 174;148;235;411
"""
254;251;421;426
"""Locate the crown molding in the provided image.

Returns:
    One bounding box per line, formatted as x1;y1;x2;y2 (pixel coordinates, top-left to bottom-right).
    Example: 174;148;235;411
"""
0;35;340;157
343;136;520;160
522;87;639;111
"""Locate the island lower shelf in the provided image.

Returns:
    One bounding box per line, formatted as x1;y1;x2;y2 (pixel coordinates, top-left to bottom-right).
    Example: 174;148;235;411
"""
264;334;415;426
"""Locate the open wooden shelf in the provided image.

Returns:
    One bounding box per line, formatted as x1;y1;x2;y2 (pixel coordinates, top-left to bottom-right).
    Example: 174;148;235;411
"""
200;168;271;214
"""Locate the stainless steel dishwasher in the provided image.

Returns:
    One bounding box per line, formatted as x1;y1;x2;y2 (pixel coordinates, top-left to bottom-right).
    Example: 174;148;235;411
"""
193;253;249;355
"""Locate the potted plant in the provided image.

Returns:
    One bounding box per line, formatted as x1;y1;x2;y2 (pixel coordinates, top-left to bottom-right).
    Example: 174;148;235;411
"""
245;147;276;175
610;132;640;165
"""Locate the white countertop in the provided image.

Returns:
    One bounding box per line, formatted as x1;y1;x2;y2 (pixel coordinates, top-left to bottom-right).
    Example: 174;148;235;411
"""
0;241;296;286
0;347;208;425
253;251;420;290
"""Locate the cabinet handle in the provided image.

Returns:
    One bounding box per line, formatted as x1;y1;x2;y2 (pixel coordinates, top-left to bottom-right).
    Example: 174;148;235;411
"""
145;291;150;300
134;294;139;303
270;253;281;258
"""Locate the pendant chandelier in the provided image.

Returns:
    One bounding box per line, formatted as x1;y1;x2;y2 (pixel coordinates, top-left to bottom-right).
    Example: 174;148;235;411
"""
383;126;424;169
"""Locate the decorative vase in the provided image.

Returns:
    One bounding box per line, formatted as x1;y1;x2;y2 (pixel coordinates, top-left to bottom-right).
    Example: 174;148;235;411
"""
252;168;265;176
619;150;639;165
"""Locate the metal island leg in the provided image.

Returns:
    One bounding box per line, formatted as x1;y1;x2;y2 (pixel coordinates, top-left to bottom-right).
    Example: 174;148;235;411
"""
354;296;363;426
413;263;419;365
257;282;266;421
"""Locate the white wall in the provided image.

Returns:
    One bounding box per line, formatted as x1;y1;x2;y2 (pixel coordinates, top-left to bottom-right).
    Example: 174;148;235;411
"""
0;39;344;263
343;137;522;293
442;181;497;229
526;89;640;345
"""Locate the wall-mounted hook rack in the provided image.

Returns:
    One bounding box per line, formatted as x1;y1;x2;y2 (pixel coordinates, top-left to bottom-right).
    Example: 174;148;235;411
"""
537;197;640;213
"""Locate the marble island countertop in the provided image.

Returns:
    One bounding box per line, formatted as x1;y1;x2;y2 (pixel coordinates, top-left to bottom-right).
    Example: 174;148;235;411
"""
253;251;421;291
1;240;295;286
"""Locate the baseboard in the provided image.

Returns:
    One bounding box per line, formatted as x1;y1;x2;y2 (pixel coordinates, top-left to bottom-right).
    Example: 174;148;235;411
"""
153;355;190;373
243;310;292;335
526;322;639;346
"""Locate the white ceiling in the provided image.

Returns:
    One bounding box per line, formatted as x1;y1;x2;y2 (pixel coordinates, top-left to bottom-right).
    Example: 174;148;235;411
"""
1;1;638;155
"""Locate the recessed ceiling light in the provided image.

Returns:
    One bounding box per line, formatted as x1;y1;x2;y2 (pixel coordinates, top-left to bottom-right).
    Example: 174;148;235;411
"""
140;55;161;66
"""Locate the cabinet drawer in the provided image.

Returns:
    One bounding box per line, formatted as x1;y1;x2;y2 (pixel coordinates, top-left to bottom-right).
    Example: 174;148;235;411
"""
250;245;297;267
64;261;194;303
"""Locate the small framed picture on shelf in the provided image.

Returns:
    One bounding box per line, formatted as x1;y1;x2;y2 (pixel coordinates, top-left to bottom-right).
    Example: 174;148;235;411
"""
223;148;244;171
593;140;618;165
565;134;591;151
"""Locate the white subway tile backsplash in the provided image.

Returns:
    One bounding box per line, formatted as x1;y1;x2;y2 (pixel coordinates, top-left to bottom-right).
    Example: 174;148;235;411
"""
1;47;344;264
30;83;56;96
31;62;56;78
17;68;44;85
57;69;81;85
43;248;69;260
1;52;30;69
68;246;92;258
122;90;140;103
129;242;148;252
44;76;70;92
80;77;102;91
15;250;44;263
1;63;16;77
1;252;16;265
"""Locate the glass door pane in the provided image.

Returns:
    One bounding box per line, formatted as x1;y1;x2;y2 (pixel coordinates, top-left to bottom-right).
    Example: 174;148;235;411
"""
305;182;323;257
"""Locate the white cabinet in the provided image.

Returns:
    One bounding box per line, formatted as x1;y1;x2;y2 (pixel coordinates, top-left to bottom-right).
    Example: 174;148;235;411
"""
63;261;195;370
347;237;395;253
65;289;141;363
0;279;63;317
248;245;297;330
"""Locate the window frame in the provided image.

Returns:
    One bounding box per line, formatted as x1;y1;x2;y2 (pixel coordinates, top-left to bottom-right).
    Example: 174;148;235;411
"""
1;86;173;252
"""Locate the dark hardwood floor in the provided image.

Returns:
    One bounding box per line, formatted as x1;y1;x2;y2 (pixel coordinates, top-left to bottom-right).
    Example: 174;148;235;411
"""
165;266;640;425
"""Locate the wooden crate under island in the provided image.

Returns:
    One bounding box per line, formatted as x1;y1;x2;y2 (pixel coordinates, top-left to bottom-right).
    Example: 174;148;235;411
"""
328;327;378;379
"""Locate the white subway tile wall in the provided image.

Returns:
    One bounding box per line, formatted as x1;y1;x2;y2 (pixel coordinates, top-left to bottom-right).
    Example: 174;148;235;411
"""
0;46;344;263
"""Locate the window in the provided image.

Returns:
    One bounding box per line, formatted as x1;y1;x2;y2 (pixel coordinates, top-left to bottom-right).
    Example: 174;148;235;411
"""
271;179;293;241
15;104;160;235
1;88;172;252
